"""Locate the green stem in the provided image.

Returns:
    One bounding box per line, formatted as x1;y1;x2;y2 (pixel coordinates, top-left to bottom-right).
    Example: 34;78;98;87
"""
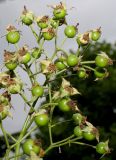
15;43;19;50
55;68;67;76
19;92;31;107
6;132;17;142
51;119;72;128
29;38;45;67
0;121;10;148
83;65;95;71
50;26;58;60
60;36;67;48
48;83;53;145
45;145;53;154
81;61;95;64
15;116;30;160
30;25;39;42
82;43;90;54
53;135;74;145
76;46;80;56
24;64;34;84
72;141;96;149
41;103;58;109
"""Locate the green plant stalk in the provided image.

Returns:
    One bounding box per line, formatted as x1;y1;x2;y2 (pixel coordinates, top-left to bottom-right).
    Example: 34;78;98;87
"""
45;134;74;154
53;134;74;145
24;64;35;84
29;38;45;67
15;116;30;160
15;43;20;50
9;125;37;151
0;121;10;149
48;83;53;145
50;27;58;60
51;119;72;128
30;25;40;42
6;132;17;142
45;135;96;154
72;141;96;149
81;61;95;64
41;102;58;109
81;43;91;55
6;97;38;159
60;36;67;48
19;92;32;108
76;46;80;56
83;65;95;71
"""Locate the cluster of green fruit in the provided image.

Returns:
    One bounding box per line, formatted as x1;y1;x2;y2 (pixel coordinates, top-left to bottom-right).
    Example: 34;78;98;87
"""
0;1;112;159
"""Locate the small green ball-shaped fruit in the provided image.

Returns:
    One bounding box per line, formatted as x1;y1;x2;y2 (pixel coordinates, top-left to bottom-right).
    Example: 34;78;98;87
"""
95;55;108;68
53;8;66;20
58;98;71;112
64;25;76;38
78;69;86;79
55;61;66;70
5;62;17;70
6;31;20;44
32;85;44;97
21;52;31;64
83;128;96;141
43;32;54;40
91;30;101;41
74;126;83;137
96;142;108;154
72;113;83;125
67;54;78;67
34;114;49;126
22;139;40;155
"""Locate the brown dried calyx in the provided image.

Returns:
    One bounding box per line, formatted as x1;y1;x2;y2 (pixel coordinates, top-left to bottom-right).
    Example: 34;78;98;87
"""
55;2;64;9
0;104;4;112
2;91;11;102
67;100;77;110
83;32;89;41
4;50;16;62
64;86;74;94
22;5;28;15
48;63;56;73
18;46;28;56
42;27;55;35
7;78;16;86
6;25;17;32
96;26;101;33
40;16;49;23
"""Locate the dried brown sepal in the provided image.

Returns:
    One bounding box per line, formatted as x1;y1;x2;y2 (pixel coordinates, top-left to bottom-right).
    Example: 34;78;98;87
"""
0;105;4;112
4;50;16;62
83;32;90;42
2;91;11;102
39;148;45;158
39;16;49;23
6;25;17;32
7;78;16;86
47;63;56;73
22;5;28;15
42;28;55;36
18;46;28;56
